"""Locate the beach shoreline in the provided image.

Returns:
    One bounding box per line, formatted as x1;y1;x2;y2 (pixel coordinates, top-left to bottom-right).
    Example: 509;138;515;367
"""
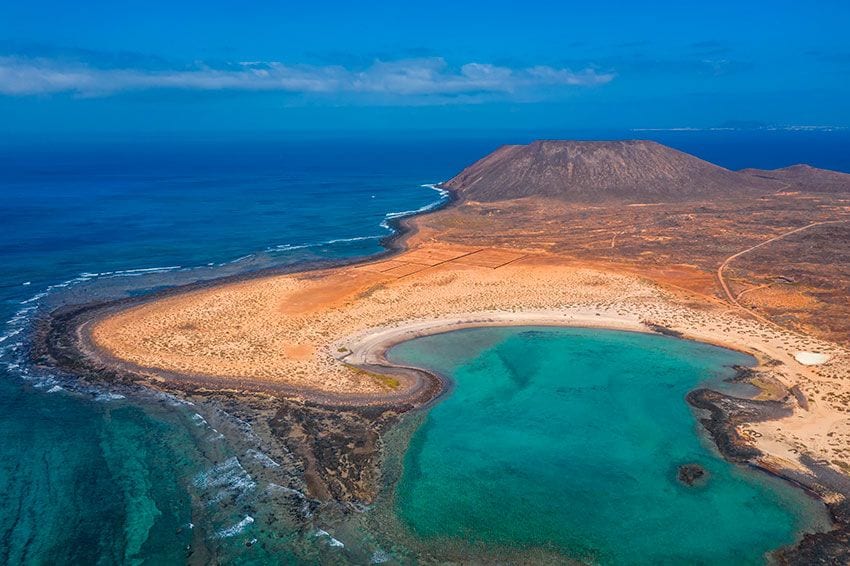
33;183;850;562
33;185;456;397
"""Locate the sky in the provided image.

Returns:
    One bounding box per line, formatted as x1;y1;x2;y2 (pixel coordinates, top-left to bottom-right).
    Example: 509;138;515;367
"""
0;0;848;136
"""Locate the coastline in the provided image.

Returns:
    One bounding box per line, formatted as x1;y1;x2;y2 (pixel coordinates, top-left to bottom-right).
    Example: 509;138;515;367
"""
33;185;850;563
34;189;458;409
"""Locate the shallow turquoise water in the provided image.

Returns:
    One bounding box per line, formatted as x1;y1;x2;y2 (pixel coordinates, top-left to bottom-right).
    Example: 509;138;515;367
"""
388;327;828;564
0;138;465;564
0;387;194;564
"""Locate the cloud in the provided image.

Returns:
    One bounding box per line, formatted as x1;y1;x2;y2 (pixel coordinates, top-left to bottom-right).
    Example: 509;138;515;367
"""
0;55;614;99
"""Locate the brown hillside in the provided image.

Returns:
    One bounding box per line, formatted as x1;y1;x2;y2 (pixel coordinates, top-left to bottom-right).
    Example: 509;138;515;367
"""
443;140;776;203
741;164;850;193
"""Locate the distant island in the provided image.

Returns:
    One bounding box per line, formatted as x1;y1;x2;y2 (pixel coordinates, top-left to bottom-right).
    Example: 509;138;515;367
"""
39;140;850;562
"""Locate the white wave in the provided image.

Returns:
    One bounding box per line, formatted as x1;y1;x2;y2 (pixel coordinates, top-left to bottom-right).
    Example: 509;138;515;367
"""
267;234;380;253
268;242;313;252
47;385;64;393
18;265;182;307
5;363;58;389
85;265;182;277
22;281;30;286
314;529;345;548
379;181;448;230
8;306;36;324
193;457;256;503
217;515;254;538
95;392;126;401
328;537;345;548
269;182;446;252
0;327;23;345
191;413;208;426
1;264;187;364
219;254;255;266
19;292;48;305
325;235;381;245
32;377;57;389
421;182;450;197
266;483;306;499
247;448;280;468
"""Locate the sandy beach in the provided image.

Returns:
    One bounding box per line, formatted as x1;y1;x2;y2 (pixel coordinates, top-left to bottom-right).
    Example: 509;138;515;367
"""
81;242;850;482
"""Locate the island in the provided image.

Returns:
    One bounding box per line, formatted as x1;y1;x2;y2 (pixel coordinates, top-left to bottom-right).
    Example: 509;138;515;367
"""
38;140;850;562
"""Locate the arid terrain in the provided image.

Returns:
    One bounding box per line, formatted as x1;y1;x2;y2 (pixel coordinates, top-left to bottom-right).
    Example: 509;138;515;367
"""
45;140;850;560
428;141;850;343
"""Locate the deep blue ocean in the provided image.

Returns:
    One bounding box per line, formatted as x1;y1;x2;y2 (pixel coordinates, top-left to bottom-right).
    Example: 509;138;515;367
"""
0;131;847;563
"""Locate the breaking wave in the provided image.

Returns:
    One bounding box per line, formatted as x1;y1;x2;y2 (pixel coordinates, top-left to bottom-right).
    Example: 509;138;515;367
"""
193;457;257;504
314;529;345;548
267;181;446;252
217;515;254;538
379;183;449;229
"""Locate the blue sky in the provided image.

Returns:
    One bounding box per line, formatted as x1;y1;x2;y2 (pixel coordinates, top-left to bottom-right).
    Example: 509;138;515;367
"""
1;1;848;135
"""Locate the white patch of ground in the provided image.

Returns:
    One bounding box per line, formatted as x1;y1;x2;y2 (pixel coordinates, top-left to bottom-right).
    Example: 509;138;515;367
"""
794;351;831;366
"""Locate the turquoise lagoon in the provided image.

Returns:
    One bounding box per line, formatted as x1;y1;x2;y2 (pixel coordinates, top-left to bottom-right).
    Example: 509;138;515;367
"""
385;327;829;564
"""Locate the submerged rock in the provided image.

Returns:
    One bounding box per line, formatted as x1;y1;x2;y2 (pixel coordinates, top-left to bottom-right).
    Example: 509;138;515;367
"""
677;464;708;487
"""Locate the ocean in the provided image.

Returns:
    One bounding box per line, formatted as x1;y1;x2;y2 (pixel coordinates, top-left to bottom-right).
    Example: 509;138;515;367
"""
0;131;847;563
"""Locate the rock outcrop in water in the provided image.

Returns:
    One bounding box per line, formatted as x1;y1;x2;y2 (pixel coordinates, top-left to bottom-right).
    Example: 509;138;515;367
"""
677;463;708;487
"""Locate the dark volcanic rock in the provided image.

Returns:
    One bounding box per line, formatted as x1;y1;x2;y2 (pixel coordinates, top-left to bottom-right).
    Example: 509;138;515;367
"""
644;322;684;338
442;140;777;203
772;456;850;565
686;388;850;565
686;388;791;463
268;401;398;504
677;463;708;487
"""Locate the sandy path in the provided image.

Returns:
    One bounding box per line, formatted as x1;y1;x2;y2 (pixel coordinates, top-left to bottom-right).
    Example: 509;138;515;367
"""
716;220;846;324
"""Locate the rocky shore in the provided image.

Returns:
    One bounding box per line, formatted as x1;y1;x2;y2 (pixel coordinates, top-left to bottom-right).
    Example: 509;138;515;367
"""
688;384;850;563
34;300;404;508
